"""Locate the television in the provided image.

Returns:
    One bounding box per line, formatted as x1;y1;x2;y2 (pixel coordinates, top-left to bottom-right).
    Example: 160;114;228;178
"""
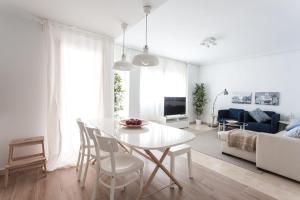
164;97;186;116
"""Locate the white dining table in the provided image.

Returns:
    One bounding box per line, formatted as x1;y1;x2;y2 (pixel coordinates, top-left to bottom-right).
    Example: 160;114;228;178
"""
90;118;196;199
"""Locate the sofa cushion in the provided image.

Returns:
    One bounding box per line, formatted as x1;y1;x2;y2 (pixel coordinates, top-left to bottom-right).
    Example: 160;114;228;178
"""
246;122;271;133
284;126;300;138
285;119;300;131
249;108;271;123
228;108;243;120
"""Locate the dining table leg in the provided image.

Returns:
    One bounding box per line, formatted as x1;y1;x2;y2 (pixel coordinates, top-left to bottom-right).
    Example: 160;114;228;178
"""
137;148;183;199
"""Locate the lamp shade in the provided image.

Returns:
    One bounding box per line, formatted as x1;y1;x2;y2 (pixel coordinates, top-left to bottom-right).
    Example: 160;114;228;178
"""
113;54;133;71
224;89;229;95
132;47;159;66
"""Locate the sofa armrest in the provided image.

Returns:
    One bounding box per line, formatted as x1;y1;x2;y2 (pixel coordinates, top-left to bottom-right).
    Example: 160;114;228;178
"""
217;110;229;121
270;114;280;133
257;133;300;182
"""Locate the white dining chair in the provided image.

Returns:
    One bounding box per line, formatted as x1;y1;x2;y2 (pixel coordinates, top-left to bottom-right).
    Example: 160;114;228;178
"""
91;133;144;200
166;144;193;186
76;119;93;183
76;119;108;187
80;124;110;188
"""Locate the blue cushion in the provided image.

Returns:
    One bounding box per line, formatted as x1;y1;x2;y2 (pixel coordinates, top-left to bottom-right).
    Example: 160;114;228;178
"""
284;126;300;138
249;108;271;123
286;119;300;131
228;108;243;120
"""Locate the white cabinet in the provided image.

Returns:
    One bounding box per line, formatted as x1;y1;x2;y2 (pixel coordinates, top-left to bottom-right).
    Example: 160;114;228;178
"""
160;115;189;129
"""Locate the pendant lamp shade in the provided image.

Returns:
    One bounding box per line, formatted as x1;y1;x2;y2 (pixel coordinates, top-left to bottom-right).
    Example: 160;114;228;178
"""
114;54;132;71
132;46;159;66
113;23;133;71
132;5;159;67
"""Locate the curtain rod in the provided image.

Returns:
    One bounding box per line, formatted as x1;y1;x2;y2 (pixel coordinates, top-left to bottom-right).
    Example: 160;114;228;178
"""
3;7;113;41
47;20;113;41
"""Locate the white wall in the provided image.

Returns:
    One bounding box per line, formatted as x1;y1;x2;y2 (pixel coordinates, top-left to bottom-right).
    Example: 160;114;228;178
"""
0;14;45;169
198;51;300;123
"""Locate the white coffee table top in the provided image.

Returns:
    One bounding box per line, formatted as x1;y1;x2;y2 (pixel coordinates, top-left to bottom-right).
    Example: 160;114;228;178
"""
225;120;239;124
90;118;196;150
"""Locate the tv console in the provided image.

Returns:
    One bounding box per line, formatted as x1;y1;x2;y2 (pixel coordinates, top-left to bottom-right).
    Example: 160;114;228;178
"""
160;115;189;129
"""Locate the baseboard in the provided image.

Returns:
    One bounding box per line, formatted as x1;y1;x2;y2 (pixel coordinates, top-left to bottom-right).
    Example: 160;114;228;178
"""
189;121;210;125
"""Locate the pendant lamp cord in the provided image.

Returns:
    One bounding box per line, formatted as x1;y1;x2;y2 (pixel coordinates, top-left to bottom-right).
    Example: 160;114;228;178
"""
122;26;125;56
145;13;148;47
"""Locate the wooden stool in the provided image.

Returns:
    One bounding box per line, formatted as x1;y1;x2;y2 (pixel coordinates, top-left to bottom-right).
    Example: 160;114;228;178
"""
4;136;47;188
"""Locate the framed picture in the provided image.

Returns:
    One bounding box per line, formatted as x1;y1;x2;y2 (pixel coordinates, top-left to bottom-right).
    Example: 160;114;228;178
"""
255;92;280;106
232;92;252;104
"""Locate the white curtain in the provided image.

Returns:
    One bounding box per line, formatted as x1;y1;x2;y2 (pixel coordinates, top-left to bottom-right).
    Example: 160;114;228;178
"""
140;57;187;121
45;22;113;170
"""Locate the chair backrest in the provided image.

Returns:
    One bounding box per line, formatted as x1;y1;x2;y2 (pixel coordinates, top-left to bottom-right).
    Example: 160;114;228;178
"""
95;134;119;174
76;119;87;146
85;126;102;170
96;135;119;153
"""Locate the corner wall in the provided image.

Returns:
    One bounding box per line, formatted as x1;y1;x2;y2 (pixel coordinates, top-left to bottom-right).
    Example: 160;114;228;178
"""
0;15;46;169
198;51;300;123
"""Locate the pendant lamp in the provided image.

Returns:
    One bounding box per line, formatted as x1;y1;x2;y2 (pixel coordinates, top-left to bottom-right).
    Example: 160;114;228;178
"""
113;23;133;71
132;5;159;67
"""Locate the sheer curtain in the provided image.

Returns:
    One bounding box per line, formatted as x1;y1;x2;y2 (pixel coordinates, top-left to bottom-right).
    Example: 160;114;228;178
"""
140;57;187;121
45;22;113;170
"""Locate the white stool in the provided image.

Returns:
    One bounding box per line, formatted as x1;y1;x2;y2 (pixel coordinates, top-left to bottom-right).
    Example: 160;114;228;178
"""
167;144;193;186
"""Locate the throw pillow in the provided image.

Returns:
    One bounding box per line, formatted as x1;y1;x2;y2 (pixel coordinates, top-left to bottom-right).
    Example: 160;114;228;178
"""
284;126;300;139
285;119;300;131
249;108;271;123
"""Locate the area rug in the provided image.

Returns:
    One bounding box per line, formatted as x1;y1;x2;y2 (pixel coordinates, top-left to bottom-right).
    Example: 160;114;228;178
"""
186;128;263;174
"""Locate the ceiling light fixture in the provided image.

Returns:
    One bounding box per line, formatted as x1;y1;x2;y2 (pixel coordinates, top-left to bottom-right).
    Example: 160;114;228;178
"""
132;5;159;67
200;37;217;48
113;23;133;71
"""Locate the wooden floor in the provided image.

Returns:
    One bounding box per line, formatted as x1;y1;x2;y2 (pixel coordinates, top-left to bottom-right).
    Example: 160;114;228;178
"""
0;154;275;200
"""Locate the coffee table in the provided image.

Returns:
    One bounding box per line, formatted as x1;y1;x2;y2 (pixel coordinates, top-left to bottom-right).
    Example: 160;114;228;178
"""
218;120;248;132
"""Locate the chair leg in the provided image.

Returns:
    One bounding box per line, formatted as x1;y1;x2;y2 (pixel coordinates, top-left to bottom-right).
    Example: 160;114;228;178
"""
78;147;85;182
81;150;90;187
91;170;99;200
139;168;144;192
187;151;193;179
110;177;116;200
170;156;175;188
76;146;82;171
43;162;47;177
4;168;9;188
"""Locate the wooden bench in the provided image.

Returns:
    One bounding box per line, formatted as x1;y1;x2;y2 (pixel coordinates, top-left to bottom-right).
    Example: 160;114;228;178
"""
4;136;47;188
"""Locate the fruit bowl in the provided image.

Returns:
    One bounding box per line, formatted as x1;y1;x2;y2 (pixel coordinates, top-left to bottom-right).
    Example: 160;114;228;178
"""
120;119;148;128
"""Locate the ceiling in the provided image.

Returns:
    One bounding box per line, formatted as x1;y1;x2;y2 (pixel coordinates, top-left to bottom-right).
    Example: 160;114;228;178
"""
119;0;300;66
3;0;167;37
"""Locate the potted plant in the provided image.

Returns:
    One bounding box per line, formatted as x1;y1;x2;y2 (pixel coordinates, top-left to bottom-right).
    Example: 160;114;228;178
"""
193;83;207;125
114;72;125;117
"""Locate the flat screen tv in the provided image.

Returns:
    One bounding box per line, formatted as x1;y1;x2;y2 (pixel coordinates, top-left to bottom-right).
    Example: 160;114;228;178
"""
164;97;186;116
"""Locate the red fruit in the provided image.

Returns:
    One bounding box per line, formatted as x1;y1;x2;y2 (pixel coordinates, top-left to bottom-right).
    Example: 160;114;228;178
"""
137;120;142;125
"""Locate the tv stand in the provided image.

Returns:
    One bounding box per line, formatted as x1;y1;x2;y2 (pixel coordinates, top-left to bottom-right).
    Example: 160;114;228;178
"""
160;115;189;129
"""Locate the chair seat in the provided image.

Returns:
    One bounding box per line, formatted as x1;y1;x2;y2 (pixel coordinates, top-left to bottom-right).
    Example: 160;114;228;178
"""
168;144;191;157
100;154;144;176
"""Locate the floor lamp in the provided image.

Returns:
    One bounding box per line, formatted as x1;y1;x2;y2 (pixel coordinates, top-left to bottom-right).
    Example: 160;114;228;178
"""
210;89;229;127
